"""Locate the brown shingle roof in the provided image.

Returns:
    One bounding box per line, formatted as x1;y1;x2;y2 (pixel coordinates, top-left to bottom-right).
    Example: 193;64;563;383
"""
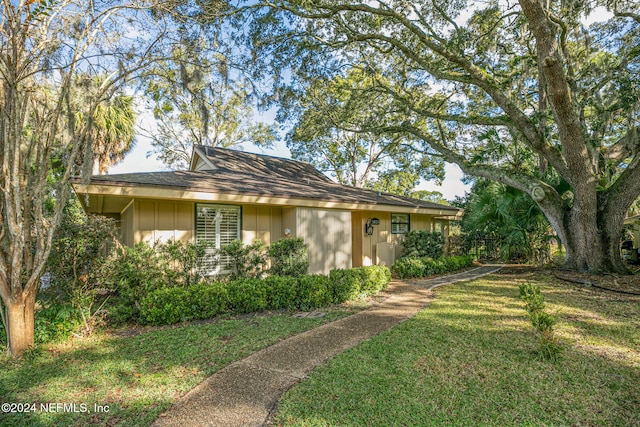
81;147;459;212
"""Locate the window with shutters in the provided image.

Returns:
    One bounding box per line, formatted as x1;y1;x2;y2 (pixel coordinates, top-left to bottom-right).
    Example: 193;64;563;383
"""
196;204;241;275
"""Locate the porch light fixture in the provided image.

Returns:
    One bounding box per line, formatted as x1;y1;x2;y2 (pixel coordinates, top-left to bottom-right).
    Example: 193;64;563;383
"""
365;217;380;235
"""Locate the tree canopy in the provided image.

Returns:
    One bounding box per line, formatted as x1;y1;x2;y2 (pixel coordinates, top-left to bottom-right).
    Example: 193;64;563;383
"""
241;0;640;274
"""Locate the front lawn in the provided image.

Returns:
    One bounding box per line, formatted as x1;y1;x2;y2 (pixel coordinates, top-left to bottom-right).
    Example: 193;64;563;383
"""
0;307;360;427
274;268;640;426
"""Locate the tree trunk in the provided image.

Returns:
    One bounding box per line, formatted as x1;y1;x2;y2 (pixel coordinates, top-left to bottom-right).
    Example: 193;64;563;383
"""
4;291;36;357
560;208;629;274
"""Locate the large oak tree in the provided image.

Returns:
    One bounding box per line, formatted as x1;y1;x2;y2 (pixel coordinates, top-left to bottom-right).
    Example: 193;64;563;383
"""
243;0;640;274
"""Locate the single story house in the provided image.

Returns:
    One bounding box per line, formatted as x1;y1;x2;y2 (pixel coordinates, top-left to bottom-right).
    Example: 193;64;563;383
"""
72;145;461;275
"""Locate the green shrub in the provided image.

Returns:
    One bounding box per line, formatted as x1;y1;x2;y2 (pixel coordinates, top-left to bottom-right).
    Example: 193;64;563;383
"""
268;238;309;277
518;283;562;361
219;240;268;280
109;243;168;311
392;257;426;279
227;278;269;313
358;266;391;295
401;230;444;258
190;282;229;319
329;269;363;303
264;276;299;309
33;302;83;344
296;275;332;310
139;287;190;325
392;255;474;279
157;239;212;286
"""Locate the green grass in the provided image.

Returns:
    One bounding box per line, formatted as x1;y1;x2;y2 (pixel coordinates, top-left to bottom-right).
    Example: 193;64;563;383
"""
0;308;359;427
274;271;640;426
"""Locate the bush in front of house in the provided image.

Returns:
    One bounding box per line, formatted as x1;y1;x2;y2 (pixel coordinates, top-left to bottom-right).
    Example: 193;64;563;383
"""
139;282;229;325
392;255;475;279
268;237;309;277
227;278;270;313
218;240;268;280
400;230;445;259
296;275;333;310
264;276;299;309
357;265;392;295
139;286;191;325
138;265;393;326
329;269;363;303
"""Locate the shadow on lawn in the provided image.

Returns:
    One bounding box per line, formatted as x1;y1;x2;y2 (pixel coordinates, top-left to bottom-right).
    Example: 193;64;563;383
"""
274;269;640;426
0;314;333;427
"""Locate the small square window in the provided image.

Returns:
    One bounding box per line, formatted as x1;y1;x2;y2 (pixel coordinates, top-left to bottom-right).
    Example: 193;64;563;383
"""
391;213;410;234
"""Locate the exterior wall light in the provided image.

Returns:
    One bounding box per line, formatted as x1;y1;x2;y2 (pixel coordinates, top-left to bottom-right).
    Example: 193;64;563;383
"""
365;217;380;236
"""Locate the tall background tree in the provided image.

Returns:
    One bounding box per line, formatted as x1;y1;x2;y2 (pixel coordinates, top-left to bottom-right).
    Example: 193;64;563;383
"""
0;0;196;357
281;67;444;192
142;47;277;169
241;0;640;274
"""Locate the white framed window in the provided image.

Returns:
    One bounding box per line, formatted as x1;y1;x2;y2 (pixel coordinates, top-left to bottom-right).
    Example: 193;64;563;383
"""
196;204;241;275
391;213;410;234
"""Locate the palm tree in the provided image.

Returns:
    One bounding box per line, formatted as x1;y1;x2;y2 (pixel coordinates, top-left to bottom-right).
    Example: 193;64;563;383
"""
91;95;136;174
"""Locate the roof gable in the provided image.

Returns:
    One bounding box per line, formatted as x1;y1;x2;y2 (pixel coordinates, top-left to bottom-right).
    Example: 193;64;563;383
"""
194;145;333;184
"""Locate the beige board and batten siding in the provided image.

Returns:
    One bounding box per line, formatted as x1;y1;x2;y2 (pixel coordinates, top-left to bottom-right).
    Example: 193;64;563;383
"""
120;201;135;247
133;200;194;245
242;206;283;246
283;207;352;274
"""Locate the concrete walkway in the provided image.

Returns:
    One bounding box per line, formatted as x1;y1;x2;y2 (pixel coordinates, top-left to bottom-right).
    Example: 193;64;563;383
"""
152;265;502;427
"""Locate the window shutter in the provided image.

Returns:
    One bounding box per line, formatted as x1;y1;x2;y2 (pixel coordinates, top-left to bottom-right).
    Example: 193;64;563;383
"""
196;204;241;275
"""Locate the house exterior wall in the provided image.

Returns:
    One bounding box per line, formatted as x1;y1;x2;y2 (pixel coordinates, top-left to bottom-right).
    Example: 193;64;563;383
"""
242;205;283;246
120;201;135;247
116;198;451;275
288;207;352;274
124;200;284;249
355;212;440;266
134;200;194;245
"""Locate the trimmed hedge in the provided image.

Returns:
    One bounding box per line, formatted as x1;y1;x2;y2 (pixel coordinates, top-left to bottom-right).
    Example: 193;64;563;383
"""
139;265;392;326
139;282;229;325
392;255;475;279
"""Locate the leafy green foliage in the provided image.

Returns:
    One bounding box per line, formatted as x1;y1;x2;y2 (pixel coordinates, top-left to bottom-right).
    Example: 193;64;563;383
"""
108;243;168;310
392;255;475;279
105;240;213;323
283;67;444;192
329;269;363;303
268;237;309;277
139;282;229;326
462;181;555;265
518;283;562;361
243;0;640;273
139;287;191;325
143;55;276;170
401;230;445;259
218;239;268;280
296;275;333;311
357;266;392;295
264;276;299;309
226;278;270;314
34;303;84;345
45;202;120;335
158;239;212;286
138;266;392;326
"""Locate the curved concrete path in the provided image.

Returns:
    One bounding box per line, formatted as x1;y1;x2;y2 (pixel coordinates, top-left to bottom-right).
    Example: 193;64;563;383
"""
152;265;502;427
